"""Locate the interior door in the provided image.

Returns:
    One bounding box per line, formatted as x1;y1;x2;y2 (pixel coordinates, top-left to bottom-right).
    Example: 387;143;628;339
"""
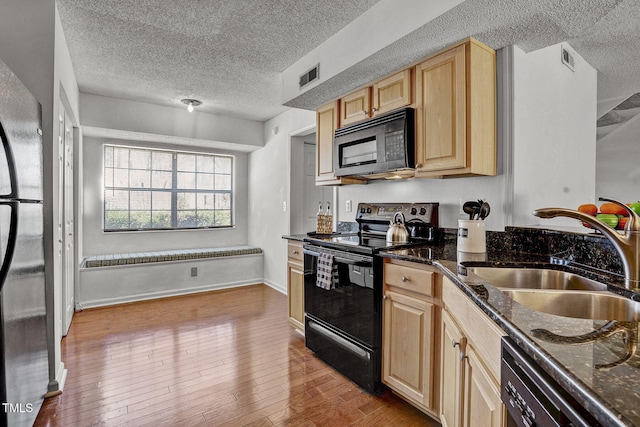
59;105;75;335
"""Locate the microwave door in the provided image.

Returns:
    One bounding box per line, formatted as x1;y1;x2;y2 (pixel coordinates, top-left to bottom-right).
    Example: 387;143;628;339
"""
334;126;379;177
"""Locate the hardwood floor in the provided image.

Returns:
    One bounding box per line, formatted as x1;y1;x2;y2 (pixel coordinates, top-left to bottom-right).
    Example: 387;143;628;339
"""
34;284;438;426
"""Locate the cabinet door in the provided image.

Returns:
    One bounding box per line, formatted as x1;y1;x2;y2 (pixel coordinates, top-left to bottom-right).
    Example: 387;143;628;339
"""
415;44;467;173
440;310;465;427
462;346;503;427
340;87;371;125
287;261;304;331
372;69;412;116
382;290;435;410
316;101;339;183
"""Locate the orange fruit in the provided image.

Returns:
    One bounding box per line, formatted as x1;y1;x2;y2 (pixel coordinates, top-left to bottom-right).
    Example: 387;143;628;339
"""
600;203;627;216
617;216;629;230
578;204;598;216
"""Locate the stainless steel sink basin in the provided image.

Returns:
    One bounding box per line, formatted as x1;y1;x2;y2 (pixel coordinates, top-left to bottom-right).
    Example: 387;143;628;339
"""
502;290;640;321
467;267;608;291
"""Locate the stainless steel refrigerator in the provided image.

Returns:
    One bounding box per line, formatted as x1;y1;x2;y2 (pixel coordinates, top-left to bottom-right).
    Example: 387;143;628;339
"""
0;59;49;426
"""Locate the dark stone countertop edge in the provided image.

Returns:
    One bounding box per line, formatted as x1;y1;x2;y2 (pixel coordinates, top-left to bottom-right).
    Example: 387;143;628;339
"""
281;234;306;242
379;250;635;427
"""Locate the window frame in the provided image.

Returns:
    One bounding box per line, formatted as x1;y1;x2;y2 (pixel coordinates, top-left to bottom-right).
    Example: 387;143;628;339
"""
102;144;234;232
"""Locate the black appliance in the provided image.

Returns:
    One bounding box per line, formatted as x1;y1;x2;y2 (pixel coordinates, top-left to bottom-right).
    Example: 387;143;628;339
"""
0;60;49;426
501;337;600;427
303;202;439;393
333;107;414;177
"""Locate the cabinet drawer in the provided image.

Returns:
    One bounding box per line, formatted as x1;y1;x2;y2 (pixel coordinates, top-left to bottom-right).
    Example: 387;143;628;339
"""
287;242;303;263
385;262;434;296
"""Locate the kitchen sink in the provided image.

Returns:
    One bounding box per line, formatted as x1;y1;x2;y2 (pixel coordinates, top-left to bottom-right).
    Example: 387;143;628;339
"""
467;267;608;291
502;290;640;321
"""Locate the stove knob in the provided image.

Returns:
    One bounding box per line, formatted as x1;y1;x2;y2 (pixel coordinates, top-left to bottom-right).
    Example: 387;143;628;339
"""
366;207;372;214
360;207;366;213
410;207;417;215
419;207;427;215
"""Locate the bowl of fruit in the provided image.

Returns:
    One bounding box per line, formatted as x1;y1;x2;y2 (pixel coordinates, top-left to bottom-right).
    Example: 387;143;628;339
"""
578;201;640;230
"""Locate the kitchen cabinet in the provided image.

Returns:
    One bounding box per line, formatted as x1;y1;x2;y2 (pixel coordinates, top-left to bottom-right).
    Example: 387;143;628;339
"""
440;276;505;427
373;68;413;116
340;69;413;126
315;101;365;185
414;38;496;178
382;259;441;417
340;87;371;125
287;241;304;332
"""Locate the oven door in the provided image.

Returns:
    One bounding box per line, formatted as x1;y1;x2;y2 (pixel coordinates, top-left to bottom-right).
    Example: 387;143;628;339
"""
303;244;383;393
303;244;376;346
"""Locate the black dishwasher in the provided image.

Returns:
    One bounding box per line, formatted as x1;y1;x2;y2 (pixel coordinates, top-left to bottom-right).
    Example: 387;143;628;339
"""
501;337;601;427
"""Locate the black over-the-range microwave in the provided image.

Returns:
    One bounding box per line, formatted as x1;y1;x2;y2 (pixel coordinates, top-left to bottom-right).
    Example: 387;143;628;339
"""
333;107;415;177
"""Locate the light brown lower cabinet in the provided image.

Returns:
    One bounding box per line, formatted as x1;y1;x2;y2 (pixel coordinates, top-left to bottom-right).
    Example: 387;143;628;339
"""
382;262;506;426
440;276;506;427
382;259;441;417
286;241;304;332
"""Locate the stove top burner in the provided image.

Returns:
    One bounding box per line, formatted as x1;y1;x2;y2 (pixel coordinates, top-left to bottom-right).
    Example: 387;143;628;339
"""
305;232;430;255
305;202;440;254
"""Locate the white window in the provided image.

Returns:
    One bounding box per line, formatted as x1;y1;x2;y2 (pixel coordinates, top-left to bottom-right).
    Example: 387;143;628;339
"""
103;145;233;231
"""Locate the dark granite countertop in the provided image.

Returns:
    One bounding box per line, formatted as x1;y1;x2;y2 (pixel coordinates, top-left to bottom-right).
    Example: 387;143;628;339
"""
380;237;640;426
282;234;307;242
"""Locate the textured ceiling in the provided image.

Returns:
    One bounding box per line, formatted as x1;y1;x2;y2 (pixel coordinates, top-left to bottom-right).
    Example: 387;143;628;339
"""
57;0;383;121
57;0;640;122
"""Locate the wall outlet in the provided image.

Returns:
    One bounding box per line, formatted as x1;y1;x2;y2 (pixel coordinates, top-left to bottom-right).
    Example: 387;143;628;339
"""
190;267;198;277
282;201;287;212
346;200;352;212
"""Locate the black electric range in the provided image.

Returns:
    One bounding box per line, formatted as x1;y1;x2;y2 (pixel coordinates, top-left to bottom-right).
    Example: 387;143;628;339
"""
302;203;439;393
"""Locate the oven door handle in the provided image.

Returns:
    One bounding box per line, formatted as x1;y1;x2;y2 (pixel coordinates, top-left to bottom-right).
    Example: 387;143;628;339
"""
303;249;372;267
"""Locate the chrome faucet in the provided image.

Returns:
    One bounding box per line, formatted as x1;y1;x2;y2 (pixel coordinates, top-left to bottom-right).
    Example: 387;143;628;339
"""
533;197;640;289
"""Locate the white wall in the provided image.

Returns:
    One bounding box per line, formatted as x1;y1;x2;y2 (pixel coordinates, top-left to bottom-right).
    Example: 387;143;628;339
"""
248;109;315;292
52;4;81;394
82;137;250;255
596;115;640;202
336;175;508;230
80;93;264;151
512;43;597;227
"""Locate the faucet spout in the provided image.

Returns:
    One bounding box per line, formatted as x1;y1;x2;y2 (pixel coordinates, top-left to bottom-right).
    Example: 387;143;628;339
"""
533;198;640;289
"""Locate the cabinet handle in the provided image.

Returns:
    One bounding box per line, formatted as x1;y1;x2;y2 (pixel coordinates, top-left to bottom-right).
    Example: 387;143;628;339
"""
372;107;378;112
415;163;423;169
401;276;409;282
293;250;299;254
362;110;368;116
460;353;468;362
383;294;388;300
452;339;461;348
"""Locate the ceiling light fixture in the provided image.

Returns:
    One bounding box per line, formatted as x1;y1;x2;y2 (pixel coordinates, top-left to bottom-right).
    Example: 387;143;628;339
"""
181;98;202;113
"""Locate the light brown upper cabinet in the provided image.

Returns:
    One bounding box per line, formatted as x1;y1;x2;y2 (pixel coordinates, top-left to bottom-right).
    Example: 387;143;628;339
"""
340;69;413;126
316;101;365;185
414;39;496;177
372;69;413;116
340;87;372;126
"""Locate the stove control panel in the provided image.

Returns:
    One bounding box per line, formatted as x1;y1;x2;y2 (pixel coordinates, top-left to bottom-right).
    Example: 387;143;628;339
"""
355;202;439;227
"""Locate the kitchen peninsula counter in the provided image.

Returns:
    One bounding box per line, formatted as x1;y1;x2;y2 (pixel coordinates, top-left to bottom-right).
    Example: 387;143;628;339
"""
380;233;640;426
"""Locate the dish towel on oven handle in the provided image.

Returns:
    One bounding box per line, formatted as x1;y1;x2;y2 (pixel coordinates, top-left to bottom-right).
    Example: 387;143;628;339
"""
316;252;339;290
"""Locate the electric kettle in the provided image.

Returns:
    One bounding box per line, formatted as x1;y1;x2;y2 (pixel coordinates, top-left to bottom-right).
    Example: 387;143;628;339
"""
386;212;410;243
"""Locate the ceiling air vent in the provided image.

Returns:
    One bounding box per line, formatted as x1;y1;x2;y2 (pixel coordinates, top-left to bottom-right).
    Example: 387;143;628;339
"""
561;45;575;71
299;64;319;89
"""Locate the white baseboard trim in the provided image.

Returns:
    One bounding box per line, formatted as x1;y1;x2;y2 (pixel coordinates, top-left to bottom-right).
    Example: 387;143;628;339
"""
45;362;67;397
77;278;264;309
263;279;286;295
